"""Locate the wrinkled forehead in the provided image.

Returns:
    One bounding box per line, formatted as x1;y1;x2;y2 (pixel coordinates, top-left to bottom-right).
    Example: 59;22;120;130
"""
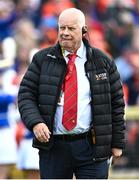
58;13;81;27
59;18;80;27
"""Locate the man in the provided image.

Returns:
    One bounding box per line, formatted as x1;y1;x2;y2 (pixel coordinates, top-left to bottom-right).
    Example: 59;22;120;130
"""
18;8;125;179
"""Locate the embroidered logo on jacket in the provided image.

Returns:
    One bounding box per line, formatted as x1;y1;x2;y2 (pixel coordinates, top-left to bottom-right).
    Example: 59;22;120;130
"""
95;73;107;80
47;54;56;59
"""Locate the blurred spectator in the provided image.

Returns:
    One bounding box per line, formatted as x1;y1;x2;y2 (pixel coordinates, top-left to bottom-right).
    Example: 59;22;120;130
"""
39;16;58;48
132;26;139;50
0;37;16;69
125;71;139;105
14;18;38;71
0;0;16;41
12;47;40;179
16;126;39;179
89;28;110;55
0;35;17;95
115;46;135;82
131;0;139;26
0;69;17;179
15;0;41;27
14;18;37;53
76;0;96;16
104;9;133;58
126;121;139;168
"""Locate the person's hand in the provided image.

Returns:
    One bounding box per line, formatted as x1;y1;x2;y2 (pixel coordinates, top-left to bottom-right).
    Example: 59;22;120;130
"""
110;148;122;166
33;123;51;143
112;148;122;158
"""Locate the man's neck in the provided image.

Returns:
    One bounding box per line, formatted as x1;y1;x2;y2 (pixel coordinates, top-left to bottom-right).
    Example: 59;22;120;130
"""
62;42;82;53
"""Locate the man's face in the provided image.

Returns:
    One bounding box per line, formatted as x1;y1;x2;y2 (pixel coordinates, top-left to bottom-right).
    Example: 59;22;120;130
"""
58;16;82;52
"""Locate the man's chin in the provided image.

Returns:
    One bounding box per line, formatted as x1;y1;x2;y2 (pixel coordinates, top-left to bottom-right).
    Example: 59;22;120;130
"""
62;41;71;46
61;44;72;51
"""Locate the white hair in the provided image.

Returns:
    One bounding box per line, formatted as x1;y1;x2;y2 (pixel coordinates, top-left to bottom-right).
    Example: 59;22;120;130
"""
59;8;86;27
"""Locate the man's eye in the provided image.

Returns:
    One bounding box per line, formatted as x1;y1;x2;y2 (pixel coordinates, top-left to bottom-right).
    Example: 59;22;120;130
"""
60;27;65;30
69;27;75;31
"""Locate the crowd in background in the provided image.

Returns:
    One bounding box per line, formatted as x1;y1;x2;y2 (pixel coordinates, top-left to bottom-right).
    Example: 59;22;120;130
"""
0;0;139;178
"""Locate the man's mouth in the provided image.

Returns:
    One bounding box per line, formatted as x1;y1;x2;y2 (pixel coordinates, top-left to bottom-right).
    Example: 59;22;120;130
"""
62;38;71;41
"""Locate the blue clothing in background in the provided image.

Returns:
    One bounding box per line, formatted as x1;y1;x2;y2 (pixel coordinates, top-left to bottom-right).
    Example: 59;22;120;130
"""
0;12;16;41
0;92;15;127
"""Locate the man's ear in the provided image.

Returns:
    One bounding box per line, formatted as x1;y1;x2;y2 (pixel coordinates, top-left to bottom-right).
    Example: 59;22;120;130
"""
82;26;88;35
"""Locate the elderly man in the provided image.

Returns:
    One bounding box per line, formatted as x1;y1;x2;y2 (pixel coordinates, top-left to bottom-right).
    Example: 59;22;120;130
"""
18;8;125;179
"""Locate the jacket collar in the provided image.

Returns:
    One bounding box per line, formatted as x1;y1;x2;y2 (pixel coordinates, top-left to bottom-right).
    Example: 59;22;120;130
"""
55;42;64;59
54;38;91;58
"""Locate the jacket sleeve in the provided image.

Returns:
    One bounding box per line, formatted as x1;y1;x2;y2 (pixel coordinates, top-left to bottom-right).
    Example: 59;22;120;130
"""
108;59;126;149
18;53;45;131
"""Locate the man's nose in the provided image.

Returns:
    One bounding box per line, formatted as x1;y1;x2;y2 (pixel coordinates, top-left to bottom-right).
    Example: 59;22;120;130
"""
63;28;70;35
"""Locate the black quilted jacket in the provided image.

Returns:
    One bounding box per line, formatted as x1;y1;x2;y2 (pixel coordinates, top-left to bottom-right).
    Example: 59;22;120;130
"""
18;39;125;161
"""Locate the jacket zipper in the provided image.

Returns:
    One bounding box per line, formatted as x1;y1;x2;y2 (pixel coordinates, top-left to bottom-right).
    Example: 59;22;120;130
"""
51;62;67;131
85;70;96;146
